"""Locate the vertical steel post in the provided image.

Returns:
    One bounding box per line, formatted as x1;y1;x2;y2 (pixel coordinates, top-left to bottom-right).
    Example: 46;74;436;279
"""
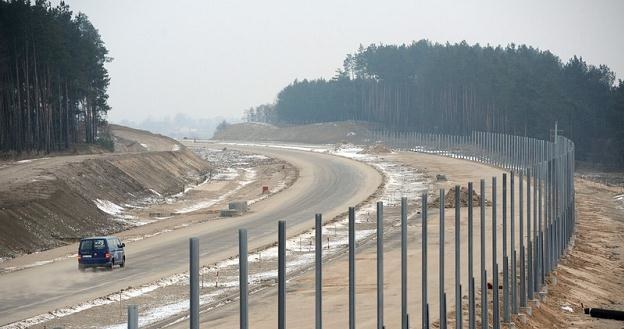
527;168;533;301
480;179;487;329
468;182;475;329
532;169;538;293
455;185;462;329
440;189;446;329
377;202;384;329
190;237;199;329
502;174;510;322
127;304;138;329
492;177;500;329
316;214;322;329
239;229;248;329
519;171;526;308
401;197;408;329
422;192;429;329
278;220;286;329
349;207;356;329
510;172;517;314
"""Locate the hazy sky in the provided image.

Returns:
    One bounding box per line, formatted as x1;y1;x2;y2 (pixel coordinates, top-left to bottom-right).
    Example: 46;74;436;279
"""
58;0;624;123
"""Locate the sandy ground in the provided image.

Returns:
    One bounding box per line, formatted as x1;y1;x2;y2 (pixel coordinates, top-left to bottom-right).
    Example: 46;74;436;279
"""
167;151;531;329
0;126;208;258
175;151;624;329
514;178;624;329
1;142;382;328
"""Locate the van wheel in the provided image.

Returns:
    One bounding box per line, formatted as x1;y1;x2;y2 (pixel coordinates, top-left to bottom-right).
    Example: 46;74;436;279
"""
120;256;125;268
79;264;85;271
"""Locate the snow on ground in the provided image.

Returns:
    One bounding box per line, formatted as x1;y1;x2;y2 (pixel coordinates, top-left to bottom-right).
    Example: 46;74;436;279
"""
172;144;181;151
615;194;624;210
92;143;426;328
175;168;256;214
94;199;124;216
4;142;426;329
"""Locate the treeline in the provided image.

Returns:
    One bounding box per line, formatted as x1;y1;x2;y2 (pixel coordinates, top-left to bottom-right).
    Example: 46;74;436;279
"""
0;0;110;154
268;40;624;168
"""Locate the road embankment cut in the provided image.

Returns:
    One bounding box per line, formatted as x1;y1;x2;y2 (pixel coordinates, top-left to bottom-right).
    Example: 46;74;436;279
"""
0;148;209;259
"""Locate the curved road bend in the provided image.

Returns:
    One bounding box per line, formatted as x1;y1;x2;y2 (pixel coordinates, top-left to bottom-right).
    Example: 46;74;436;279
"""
0;143;382;326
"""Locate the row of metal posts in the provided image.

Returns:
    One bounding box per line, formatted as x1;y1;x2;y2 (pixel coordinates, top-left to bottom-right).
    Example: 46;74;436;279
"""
126;130;574;329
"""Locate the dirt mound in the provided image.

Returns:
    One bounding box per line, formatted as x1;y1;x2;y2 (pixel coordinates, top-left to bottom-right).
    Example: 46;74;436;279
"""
213;121;377;144
0;127;209;258
110;124;182;152
358;143;391;154
429;186;490;208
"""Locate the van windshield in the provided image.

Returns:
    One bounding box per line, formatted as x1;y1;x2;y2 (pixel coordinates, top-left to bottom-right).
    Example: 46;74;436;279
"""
79;239;106;252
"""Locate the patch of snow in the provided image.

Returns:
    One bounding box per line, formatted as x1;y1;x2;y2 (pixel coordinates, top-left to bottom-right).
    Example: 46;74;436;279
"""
561;305;573;312
12;142;427;328
93;199;124;216
175;169;256;214
16;159;32;164
172;144;181;151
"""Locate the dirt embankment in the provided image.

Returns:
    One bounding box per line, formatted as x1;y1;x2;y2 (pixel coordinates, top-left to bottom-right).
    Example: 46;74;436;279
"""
515;179;624;329
0;128;209;259
213;121;377;144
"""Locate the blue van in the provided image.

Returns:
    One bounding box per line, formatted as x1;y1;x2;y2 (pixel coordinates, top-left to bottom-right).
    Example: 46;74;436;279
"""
78;236;125;270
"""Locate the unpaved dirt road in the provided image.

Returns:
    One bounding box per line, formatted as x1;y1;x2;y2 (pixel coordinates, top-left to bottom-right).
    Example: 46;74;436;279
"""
0;142;381;326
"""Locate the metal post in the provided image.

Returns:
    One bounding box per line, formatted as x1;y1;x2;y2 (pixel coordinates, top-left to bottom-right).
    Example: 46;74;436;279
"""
480;179;487;329
279;220;286;329
377;202;384;329
533;170;538;293
239;229;248;329
527;169;533;301
468;182;475;329
492;177;500;329
401;197;408;329
127;304;138;329
190;237;199;329
316;214;322;329
440;189;446;329
510;172;517;314
422;192;428;329
455;186;462;329
519;171;526;308
349;207;356;329
502;174;510;322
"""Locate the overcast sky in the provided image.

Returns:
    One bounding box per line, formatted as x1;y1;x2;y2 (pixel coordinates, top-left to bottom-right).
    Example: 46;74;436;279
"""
58;0;624;123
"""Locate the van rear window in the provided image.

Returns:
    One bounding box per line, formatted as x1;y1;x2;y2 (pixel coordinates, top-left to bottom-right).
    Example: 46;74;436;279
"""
80;239;106;252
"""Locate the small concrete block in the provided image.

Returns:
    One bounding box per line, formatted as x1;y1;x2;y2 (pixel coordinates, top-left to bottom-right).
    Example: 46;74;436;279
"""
539;291;547;301
517;313;528;323
520;306;533;316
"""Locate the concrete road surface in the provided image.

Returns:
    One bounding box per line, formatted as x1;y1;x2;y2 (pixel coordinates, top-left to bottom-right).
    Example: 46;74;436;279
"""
0;142;382;325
